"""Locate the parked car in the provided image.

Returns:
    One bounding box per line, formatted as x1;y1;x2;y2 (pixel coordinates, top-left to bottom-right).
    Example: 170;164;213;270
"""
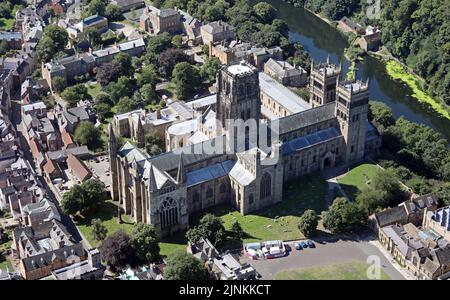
294;242;302;250
300;241;308;248
307;240;315;248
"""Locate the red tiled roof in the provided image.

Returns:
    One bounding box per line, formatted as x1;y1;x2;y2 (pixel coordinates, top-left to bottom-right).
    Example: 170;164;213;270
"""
43;159;59;175
67;153;91;182
29;137;42;158
61;127;74;148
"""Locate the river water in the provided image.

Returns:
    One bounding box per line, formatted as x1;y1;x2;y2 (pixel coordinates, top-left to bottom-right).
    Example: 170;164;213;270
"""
252;0;450;141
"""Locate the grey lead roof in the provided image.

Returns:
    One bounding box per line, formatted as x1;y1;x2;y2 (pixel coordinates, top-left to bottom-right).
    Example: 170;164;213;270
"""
277;102;336;135
282;127;341;156
186;160;235;187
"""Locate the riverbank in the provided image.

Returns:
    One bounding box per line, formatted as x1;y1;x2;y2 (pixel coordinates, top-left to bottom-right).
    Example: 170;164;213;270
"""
384;60;450;121
292;5;449;122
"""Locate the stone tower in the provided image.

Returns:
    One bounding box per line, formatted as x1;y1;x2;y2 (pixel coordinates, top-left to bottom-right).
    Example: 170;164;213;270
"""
108;124;119;202
335;78;369;163
135;117;145;149
215;63;261;153
309;57;341;108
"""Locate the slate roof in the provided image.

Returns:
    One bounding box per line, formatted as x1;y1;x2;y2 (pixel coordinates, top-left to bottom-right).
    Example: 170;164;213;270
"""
202;21;234;34
375;205;408;227
282;127;341;156
186;160;235;187
64;107;89;124
277;102;336;135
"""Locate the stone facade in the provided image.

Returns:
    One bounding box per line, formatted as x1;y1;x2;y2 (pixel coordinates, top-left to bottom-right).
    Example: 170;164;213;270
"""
109;63;376;238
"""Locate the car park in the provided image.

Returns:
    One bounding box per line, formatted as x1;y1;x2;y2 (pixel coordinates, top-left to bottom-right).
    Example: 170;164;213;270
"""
300;241;308;248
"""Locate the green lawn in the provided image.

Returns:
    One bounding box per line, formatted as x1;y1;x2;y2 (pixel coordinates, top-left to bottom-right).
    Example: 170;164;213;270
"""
0;256;12;272
275;261;391;280
74;200;134;248
159;175;328;254
0;18;15;31
86;82;102;99
338;163;380;201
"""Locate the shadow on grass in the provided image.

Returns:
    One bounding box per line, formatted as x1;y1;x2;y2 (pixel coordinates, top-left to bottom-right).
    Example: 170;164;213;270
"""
338;182;360;201
73;201;118;226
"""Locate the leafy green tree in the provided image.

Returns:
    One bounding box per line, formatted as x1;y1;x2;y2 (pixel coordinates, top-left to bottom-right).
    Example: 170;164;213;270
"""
96;61;122;87
51;77;66;93
356;188;389;215
172;62;201;100
298;209;319;237
105;3;122;21
171;35;183;48
186;214;226;246
83;27;101;47
37;25;68;62
115;96;137;114
74;121;102;150
231;221;244;240
61;184;85;215
368;101;395;130
164;252;208;280
131;223;160;263
107;76;134;103
145;131;165;155
323;198;367;234
0;40;10;55
91;218;108;241
371;169;404;207
253;2;277;24
86;0;106;16
61;84;89;107
100;230;137;272
94;102;110;122
146;32;172;55
158;48;190;78
137;65;157;87
200;57;221;83
61;179;105;215
140;84;156;104
113;52;134;77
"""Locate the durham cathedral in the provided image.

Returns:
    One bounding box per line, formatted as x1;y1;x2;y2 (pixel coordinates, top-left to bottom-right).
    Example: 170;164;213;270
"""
108;61;381;238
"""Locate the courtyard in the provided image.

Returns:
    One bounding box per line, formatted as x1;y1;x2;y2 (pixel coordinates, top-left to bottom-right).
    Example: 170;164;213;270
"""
241;233;405;280
337;162;381;200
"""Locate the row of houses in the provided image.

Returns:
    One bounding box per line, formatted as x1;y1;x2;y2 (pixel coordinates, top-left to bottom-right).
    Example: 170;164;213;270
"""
371;193;450;280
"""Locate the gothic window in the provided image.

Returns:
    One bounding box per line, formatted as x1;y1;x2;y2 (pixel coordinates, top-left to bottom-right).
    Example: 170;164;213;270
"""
159;197;179;229
246;84;252;96
220;183;227;193
336;147;339;154
239;85;244;97
351;145;355;153
245;127;250;150
313;155;317;163
241;111;245;120
246;108;251;119
207;187;213;198
260;173;272;198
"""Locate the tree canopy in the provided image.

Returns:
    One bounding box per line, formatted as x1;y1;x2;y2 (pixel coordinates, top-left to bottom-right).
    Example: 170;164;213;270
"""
100;230;137;272
172;62;201;100
37;25;68;62
186;213;226;246
164;251;208;280
131;223;160;264
298;209;319;237
61;179;105;216
74;121;102;150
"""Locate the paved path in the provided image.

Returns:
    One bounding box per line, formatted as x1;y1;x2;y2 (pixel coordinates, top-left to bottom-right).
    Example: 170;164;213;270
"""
240;233;406;280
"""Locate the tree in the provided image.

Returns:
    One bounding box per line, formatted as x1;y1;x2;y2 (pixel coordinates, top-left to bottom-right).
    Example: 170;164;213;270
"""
105;3;122;21
100;230;137;272
131;223;160;263
356;188;389;215
91;218;107;241
74;121;102;150
298;209;319;237
200;57;220;83
145;131;165;155
137;65;157;87
61;84;89;107
368;101;395;130
172;62;201;100
61;184;84;215
51;77;66;93
146;32;172;55
113;52;134;77
107;76;134;103
115;96;137;114
140;84;156;104
83;27;101;47
95;102;110;122
323;198;367;234
231;221;244;240
164;251;208;280
61;179;105;215
158;48;190;78
86;0;106;16
96;61;122;87
186;214;226;246
172;35;183;48
371;169;404;207
0;40;10;55
253;2;277;24
37;25;68;62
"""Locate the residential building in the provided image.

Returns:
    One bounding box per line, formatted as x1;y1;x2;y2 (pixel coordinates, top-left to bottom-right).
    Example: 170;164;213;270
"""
337;17;364;35
0;32;23;49
201;21;235;45
67;153;92;183
140;6;181;35
264;58;307;87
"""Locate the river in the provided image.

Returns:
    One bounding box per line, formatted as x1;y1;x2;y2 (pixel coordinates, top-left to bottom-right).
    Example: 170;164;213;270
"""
252;0;450;141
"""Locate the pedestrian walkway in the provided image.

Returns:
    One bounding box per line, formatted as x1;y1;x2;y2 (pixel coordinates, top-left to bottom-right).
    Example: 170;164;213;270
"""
368;240;414;280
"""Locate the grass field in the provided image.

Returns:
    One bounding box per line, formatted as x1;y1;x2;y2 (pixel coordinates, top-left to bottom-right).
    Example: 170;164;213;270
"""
385;60;450;120
86;82;102;99
0;18;15;31
275;261;391;280
0;256;12;271
74;201;134;248
338;163;380;200
159;175;328;254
